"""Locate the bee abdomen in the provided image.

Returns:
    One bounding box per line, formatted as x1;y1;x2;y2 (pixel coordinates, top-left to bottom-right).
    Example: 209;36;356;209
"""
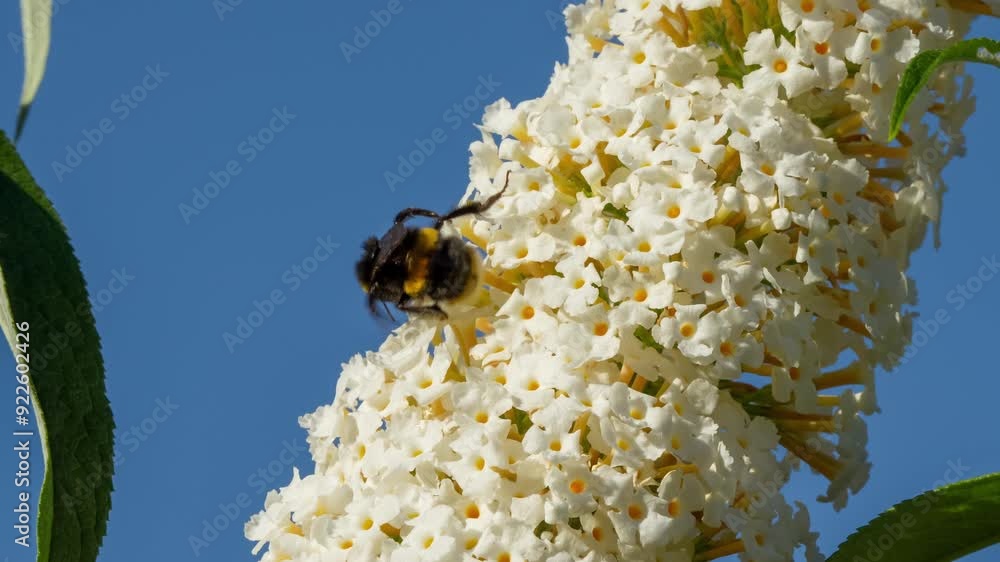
426;237;475;302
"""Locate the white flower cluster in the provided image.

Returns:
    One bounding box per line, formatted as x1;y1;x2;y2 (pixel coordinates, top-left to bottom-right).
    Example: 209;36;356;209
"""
247;0;980;560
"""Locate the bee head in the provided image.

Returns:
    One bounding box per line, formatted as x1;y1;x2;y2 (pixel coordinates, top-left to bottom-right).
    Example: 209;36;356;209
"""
356;236;380;293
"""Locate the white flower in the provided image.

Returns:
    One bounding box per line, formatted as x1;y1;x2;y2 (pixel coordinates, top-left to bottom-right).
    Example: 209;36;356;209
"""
548;254;602;315
744;29;820;101
627;180;717;234
558;303;622;364
496;279;559;343
652;303;707;352
846;11;921;86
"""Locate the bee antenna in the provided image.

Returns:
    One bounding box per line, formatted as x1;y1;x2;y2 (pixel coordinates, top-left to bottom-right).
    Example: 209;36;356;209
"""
481;169;512;211
382;301;396;321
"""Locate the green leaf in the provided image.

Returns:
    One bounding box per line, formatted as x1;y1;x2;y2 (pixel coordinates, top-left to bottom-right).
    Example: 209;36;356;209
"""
601;203;629;222
633;326;664;353
0;131;114;562
828;472;1000;562
15;0;53;141
595;284;612;305
889;38;1000;141
511;408;533;435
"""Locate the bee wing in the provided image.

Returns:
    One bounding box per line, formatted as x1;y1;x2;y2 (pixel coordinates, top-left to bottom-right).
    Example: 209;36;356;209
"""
372;223;409;274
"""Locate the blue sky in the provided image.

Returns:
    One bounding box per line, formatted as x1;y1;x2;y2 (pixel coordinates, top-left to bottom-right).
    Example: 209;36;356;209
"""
1;2;998;561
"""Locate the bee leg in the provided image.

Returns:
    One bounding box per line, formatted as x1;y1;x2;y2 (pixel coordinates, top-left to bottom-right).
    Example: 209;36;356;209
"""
380;300;397;321
434;170;512;228
394;208;441;224
398;300;448;319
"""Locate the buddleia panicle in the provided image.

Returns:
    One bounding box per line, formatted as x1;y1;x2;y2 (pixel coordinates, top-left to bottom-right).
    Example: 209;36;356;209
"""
247;0;979;560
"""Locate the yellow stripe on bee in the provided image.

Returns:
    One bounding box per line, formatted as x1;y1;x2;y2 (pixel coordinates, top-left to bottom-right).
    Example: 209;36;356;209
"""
403;259;429;296
415;228;439;251
404;228;439;297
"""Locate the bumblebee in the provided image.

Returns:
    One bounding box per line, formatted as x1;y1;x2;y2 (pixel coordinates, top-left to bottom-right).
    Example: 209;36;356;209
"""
356;171;510;318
